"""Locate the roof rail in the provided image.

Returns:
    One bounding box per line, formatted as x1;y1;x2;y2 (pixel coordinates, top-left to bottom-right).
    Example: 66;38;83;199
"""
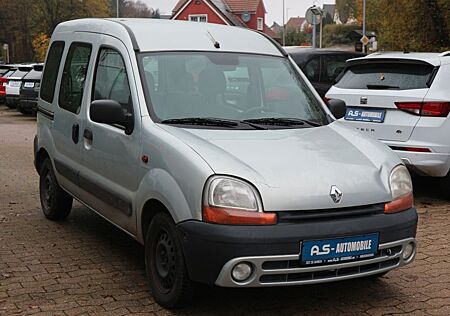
439;51;450;57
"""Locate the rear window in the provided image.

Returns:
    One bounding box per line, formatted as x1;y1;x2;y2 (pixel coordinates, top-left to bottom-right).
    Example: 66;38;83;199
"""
9;69;30;79
23;69;42;81
3;70;15;77
0;68;9;76
41;41;65;103
336;63;435;90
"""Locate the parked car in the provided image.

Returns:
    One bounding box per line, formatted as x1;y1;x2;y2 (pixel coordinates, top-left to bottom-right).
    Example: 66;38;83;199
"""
285;48;365;98
5;65;33;108
0;65;17;105
326;51;450;198
35;19;417;308
18;64;43;115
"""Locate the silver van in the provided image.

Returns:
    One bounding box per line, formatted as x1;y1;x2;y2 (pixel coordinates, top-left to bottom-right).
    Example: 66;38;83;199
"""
34;19;418;308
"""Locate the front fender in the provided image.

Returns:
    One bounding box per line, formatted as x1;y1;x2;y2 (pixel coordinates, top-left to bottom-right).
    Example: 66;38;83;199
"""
135;168;204;244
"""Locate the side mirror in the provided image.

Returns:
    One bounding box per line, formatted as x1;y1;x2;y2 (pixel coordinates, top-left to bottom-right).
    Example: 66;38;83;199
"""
90;99;133;134
327;99;346;120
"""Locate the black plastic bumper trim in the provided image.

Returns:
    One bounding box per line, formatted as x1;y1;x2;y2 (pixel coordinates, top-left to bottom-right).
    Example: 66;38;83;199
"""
176;207;418;285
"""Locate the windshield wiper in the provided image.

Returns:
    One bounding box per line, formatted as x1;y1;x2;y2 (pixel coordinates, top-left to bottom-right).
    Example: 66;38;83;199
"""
367;84;399;90
243;117;322;127
160;117;267;129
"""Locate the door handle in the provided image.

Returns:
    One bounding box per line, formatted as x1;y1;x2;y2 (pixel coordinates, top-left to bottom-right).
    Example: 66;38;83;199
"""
72;123;79;144
83;128;93;142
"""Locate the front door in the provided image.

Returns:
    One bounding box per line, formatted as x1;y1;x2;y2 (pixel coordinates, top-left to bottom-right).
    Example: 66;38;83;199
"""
78;36;140;234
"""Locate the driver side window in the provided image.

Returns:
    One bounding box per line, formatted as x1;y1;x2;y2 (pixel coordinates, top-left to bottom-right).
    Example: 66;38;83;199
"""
92;48;133;116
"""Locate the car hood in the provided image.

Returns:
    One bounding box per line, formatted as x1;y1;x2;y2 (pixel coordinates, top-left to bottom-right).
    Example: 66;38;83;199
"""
159;122;400;211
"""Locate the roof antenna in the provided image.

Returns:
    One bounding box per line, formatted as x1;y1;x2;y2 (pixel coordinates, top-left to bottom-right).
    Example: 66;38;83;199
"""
207;31;221;49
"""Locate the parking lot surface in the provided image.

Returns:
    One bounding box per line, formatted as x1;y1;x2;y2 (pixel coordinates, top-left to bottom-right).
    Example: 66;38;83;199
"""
0;105;449;315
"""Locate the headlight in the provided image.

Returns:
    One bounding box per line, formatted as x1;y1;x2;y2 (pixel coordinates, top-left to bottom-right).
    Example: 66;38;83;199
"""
208;177;259;211
202;176;276;225
385;165;414;214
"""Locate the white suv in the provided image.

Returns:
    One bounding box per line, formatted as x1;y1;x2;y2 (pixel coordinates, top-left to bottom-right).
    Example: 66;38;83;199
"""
327;52;450;197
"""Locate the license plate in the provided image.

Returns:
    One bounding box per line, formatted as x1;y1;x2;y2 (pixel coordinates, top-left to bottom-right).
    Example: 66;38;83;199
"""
345;107;386;123
301;233;379;265
24;82;34;88
9;81;21;87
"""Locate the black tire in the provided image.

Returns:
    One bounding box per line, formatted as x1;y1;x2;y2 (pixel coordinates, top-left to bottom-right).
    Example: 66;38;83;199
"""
5;102;15;109
18;105;31;115
39;158;73;220
145;212;194;309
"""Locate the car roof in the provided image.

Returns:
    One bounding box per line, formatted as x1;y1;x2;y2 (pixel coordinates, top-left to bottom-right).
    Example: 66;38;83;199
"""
348;51;450;66
54;18;284;57
284;47;365;64
284;47;364;55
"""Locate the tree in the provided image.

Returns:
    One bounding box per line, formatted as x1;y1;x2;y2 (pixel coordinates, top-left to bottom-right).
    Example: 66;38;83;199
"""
335;0;357;24
323;24;359;47
33;33;50;62
284;29;309;46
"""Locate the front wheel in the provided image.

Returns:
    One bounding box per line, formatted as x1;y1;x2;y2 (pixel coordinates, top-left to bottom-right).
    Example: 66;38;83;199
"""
39;158;73;220
145;213;194;308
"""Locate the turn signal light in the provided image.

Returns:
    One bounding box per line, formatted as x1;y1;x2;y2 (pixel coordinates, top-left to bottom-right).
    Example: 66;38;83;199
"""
202;206;277;225
395;101;450;117
384;192;414;214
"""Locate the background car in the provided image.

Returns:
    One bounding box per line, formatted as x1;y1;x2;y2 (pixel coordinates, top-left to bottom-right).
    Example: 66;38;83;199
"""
18;64;43;115
327;51;450;197
284;48;365;98
0;65;18;105
5;65;33;108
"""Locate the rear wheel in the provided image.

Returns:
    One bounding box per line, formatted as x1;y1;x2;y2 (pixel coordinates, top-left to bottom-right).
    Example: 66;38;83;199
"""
145;212;194;308
39;158;73;220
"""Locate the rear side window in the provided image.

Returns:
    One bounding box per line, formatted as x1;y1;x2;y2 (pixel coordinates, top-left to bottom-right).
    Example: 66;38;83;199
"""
59;42;92;114
322;55;352;84
41;41;65;103
336;63;434;90
304;57;321;82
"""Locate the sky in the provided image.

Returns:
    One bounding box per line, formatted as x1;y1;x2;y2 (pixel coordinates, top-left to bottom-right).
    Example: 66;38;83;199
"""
140;0;335;25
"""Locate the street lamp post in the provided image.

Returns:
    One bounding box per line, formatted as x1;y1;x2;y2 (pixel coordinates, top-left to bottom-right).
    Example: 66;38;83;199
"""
309;6;323;49
282;0;285;46
116;0;119;18
362;0;366;53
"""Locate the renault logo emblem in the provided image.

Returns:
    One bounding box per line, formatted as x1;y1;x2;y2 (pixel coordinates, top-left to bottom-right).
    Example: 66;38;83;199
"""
360;97;368;105
330;185;343;204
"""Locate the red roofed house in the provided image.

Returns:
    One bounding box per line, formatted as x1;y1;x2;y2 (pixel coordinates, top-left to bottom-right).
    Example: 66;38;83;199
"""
171;0;280;42
285;17;308;32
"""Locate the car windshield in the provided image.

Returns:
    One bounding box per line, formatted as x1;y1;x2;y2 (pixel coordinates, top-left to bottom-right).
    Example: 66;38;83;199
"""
138;52;328;128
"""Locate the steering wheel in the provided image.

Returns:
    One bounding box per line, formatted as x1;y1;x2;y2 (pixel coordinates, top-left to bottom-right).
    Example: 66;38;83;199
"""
240;106;282;119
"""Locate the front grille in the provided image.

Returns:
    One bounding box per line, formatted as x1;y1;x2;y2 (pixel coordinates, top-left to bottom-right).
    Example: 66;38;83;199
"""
260;258;400;284
276;203;384;223
258;244;402;285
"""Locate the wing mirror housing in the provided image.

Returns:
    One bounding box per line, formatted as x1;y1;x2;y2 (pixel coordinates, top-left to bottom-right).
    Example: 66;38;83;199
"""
90;99;134;135
327;99;347;120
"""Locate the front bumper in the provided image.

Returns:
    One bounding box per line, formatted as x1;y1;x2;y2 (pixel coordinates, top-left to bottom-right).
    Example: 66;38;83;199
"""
177;207;418;287
383;140;450;177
